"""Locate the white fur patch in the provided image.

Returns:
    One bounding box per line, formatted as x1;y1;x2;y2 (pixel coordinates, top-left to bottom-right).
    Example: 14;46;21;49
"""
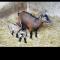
18;30;27;38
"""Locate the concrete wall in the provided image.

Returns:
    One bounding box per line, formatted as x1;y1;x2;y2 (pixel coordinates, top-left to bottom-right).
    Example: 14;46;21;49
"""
0;2;27;19
0;2;60;19
27;2;60;17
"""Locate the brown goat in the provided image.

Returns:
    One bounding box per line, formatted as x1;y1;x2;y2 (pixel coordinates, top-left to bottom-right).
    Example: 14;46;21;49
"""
16;11;51;39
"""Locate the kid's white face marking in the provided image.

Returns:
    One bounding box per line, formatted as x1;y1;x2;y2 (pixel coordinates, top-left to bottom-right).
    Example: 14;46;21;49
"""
42;17;47;21
18;30;27;38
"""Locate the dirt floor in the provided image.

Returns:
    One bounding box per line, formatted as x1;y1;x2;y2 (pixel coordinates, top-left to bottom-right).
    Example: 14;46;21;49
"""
0;16;60;47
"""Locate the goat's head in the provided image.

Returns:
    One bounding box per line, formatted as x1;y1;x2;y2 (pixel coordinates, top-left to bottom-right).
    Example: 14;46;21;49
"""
39;10;52;24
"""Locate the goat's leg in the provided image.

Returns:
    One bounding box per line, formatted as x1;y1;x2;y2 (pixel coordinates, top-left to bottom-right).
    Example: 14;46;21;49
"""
35;30;38;38
16;33;18;38
11;30;14;35
30;31;33;39
19;37;22;42
16;29;21;38
24;38;27;43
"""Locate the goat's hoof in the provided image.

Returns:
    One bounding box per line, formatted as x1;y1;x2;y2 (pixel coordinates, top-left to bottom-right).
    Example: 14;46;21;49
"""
24;41;27;43
35;35;37;38
35;36;37;38
30;36;32;39
19;40;21;42
30;37;32;39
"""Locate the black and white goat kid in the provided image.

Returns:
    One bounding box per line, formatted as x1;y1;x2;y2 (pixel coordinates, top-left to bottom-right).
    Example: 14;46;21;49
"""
8;23;27;43
16;28;27;43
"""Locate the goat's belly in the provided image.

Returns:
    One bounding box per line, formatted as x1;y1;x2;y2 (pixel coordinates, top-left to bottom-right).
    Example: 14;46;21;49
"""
33;22;40;29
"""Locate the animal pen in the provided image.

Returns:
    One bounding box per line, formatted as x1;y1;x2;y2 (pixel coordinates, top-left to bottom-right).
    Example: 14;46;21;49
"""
0;2;60;47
